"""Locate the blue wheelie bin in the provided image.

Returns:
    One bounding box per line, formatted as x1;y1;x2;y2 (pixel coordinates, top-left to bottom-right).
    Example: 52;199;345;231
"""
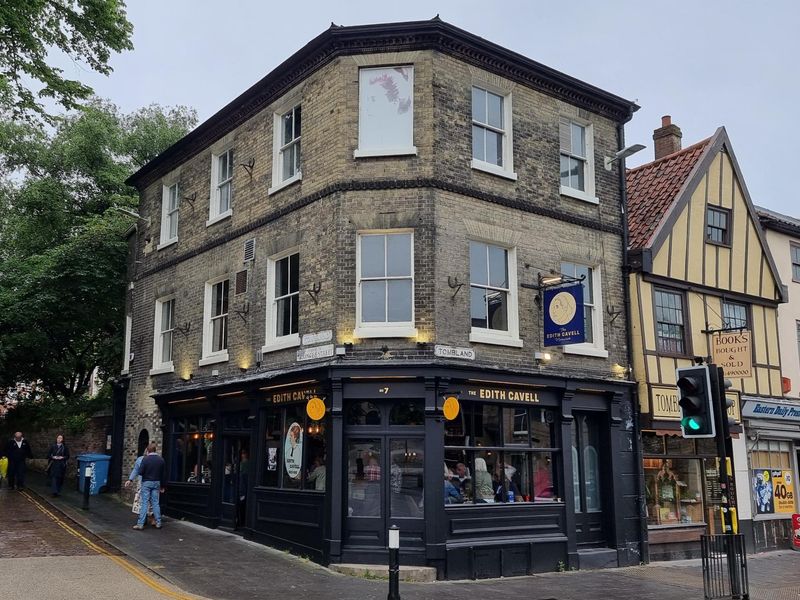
76;453;111;495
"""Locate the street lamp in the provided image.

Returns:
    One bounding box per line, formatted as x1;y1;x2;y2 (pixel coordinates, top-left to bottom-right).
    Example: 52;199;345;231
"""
604;144;646;170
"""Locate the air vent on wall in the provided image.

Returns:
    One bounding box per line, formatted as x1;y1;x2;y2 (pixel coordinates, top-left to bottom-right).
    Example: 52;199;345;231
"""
235;270;248;295
243;238;256;263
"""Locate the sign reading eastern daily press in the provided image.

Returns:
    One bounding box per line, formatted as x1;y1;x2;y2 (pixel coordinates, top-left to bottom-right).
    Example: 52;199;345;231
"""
650;385;741;422
711;329;753;379
543;283;585;347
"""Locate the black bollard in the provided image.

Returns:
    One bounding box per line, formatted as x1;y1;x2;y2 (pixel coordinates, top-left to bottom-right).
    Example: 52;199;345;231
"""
388;524;400;600
82;465;91;510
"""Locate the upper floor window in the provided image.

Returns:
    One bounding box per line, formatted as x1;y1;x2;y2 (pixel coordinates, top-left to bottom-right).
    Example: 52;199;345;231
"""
471;87;516;180
208;149;233;225
159;182;179;248
264;251;300;352
355;66;416;158
791;243;800;282
356;232;415;337
654;288;687;355
270;105;302;194
706;207;730;245
469;241;521;347
151;297;175;374
201;277;229;365
559;117;596;204
722;300;748;330
560;262;607;357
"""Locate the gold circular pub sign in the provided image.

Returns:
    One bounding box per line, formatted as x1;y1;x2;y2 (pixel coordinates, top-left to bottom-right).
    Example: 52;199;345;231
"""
442;395;460;421
306;396;326;421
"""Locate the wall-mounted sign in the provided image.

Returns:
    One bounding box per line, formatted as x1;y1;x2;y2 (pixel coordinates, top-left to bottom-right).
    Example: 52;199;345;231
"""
543;284;585;347
711;330;753;379
306;396;326;421
302;330;333;346
297;344;334;362
463;385;542;404
434;345;475;360
650;385;741;423
284;422;303;480
752;469;795;515
442;396;460;420
270;385;319;404
742;399;800;422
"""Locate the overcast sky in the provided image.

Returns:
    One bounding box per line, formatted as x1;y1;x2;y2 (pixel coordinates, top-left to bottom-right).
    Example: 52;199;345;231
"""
60;1;797;215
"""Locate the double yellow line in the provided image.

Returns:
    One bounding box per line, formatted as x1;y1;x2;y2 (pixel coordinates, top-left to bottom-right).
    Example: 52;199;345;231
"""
21;491;197;600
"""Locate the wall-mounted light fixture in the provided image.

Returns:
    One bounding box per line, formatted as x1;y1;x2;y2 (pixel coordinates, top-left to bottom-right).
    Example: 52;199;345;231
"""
534;351;552;365
181;373;194;382
604;144;646;171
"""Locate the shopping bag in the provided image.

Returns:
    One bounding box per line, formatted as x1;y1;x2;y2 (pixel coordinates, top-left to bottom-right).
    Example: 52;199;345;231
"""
0;456;8;478
132;490;141;514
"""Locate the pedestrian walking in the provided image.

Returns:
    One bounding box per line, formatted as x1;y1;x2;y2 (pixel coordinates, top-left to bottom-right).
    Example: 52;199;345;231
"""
126;442;165;530
5;431;33;490
125;448;156;526
46;434;70;497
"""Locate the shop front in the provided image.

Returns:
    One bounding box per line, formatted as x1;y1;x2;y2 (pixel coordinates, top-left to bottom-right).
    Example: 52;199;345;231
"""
741;396;800;552
155;365;643;579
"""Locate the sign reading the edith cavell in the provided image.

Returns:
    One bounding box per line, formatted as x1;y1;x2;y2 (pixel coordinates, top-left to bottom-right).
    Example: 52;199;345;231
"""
543;283;585;347
711;330;753;379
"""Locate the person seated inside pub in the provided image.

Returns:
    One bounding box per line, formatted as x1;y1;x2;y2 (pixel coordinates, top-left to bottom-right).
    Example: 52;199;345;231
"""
473;457;495;503
444;464;464;504
494;460;522;503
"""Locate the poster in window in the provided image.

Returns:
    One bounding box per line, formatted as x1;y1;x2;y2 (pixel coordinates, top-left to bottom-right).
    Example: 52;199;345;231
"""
773;470;795;514
753;469;774;514
284;422;303;480
267;446;277;472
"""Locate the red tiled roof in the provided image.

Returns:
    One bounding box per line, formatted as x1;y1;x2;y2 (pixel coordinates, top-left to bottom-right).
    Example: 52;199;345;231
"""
626;138;711;249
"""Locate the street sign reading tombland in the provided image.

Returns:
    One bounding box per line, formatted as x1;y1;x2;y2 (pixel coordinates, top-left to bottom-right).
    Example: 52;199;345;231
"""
711;329;752;379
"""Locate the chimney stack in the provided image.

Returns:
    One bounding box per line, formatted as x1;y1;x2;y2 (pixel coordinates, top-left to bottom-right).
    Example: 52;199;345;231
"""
653;115;682;160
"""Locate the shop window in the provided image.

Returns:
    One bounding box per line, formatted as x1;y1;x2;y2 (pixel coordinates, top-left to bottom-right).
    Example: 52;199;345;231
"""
444;402;559;505
390;439;424;518
169;416;214;484
389;401;423;426
348;439;382;516
750;439;796;515
259;404;326;492
644;458;704;526
347;401;381;426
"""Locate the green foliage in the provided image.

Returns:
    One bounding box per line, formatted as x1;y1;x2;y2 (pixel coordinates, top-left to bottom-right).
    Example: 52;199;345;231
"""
1;385;111;436
0;100;197;405
0;0;134;121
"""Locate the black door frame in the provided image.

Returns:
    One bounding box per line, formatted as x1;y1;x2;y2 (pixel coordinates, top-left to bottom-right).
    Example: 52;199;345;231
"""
572;410;612;547
218;432;251;530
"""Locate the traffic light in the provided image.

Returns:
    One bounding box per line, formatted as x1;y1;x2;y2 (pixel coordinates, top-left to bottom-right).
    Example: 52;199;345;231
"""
676;365;716;438
717;368;736;439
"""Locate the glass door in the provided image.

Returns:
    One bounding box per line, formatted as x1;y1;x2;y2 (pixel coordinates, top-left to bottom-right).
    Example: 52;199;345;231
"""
220;435;250;529
572;412;607;546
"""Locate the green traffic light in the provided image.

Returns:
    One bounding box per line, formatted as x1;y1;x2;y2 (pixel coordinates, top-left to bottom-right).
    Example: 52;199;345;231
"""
682;416;702;431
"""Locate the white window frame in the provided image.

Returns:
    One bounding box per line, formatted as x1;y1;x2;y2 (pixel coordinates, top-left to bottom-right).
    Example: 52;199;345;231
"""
121;314;132;375
470;85;517;181
559;117;598;205
468;240;522;347
200;276;230;366
158;182;180;249
207;148;234;226
263;248;301;353
268;104;302;195
150;296;176;375
560;262;608;358
354;65;417;158
355;230;417;338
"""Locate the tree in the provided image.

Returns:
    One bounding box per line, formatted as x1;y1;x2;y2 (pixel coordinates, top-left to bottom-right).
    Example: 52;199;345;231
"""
0;100;197;405
0;1;134;121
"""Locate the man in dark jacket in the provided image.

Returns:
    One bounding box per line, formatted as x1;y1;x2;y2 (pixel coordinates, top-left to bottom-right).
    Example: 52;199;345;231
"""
6;432;33;490
131;442;166;529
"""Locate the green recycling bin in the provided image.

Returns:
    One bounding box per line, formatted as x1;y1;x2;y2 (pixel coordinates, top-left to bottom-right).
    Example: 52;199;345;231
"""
76;453;111;495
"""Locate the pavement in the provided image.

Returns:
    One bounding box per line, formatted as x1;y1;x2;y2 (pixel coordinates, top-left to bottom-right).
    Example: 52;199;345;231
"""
7;472;800;600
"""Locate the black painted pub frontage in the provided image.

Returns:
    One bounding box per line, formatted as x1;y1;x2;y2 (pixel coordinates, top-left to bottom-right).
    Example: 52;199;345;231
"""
155;364;644;578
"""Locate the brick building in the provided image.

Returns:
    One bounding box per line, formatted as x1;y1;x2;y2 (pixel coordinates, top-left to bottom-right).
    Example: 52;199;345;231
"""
120;18;643;578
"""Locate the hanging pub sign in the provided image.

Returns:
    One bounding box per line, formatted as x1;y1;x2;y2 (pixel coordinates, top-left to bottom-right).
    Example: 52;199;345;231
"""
543;283;585;347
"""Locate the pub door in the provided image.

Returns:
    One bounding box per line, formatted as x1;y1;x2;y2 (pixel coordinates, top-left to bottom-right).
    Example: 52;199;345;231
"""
572;412;609;546
343;400;425;559
219;435;250;530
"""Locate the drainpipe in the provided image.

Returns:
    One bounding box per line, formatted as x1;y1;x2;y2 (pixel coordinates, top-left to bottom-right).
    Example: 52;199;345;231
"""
617;120;649;564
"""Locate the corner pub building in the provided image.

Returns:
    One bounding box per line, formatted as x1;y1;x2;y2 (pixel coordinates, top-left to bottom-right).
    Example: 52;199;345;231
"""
119;19;646;578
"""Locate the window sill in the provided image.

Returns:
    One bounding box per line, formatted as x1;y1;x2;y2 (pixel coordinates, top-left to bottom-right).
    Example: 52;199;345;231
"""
157;238;178;251
560;186;599;205
261;334;301;354
469;330;523;348
149;364;175;376
563;345;609;358
471;159;518;181
705;239;731;248
120;369;130;376
268;172;302;196
354;146;418;159
199;352;229;366
205;209;232;227
354;325;418;339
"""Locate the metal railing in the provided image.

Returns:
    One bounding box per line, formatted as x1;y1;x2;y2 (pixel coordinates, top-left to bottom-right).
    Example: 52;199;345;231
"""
701;534;749;600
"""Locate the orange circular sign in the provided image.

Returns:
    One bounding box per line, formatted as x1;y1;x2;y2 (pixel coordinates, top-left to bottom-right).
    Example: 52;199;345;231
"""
306;396;326;421
442;396;460;421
